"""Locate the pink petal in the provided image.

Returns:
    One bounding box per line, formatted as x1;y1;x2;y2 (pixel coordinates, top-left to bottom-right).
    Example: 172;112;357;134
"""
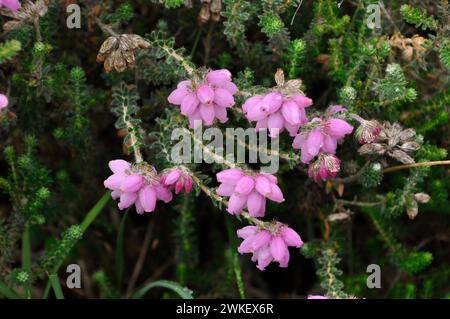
308;295;328;299
327;119;353;139
227;193;247;214
184;176;192;193
104;173;126;190
250;230;271;251
234;176;255;195
292;133;306;149
177;80;192;89
188;110;202;129
270;236;289;262
216;169;244;184
214;105;228;123
139;185;157;212
242;96;262;113
196;84;215;104
291;94;313;108
267;112;284;138
0;94;8;109
256;246;273;271
261;92;283;113
255;175;272;196
164;169;181;185
216;183;235;196
135;199;144;214
306;130;324;157
180;93;199;116
175;179;184;194
155;184;173;203
327;105;345;114
221;81;238;94
199;104;215;126
111;190;122;200
322;136;337;153
255;118;268;131
120;174;144;193
206;69;232;85
281;100;301;125
236;226;258;239
267;183;284;203
118;192;137;210
285;122;301;137
109;159;130;174
2;0;20;12
247;191;265;217
168;87;189;105
281;227;303;247
213;88;234;108
279;250;290;268
246;104;268;121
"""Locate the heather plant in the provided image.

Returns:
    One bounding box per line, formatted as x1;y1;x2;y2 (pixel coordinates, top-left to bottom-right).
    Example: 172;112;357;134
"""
0;0;449;300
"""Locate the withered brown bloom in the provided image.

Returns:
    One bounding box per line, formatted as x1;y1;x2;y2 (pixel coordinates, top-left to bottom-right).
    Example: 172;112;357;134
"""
198;0;222;23
96;34;150;73
358;122;421;164
407;193;431;220
389;32;427;62
1;0;48;32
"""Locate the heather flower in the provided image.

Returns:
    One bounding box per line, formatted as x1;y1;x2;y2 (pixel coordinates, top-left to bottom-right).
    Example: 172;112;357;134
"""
104;160;173;214
354;116;381;144
308;153;341;182
243;92;312;138
160;167;192;194
292;106;353;164
0;0;20;12
216;168;284;217
0;94;8;111
168;69;237;127
237;222;303;270
242;69;312;138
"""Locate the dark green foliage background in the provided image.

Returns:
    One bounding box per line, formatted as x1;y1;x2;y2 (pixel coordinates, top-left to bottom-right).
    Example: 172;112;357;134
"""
0;0;448;298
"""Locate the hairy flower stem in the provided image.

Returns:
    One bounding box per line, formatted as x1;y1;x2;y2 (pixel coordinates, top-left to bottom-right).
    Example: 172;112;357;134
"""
122;103;143;163
94;17;118;37
188;172;266;228
383;160;450;173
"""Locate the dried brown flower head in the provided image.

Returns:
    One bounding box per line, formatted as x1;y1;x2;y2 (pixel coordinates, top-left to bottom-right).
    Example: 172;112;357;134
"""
273;69;304;96
198;0;222;23
389;32;427;62
407;193;431;220
1;0;48;32
96;34;150;73
358;122;421;164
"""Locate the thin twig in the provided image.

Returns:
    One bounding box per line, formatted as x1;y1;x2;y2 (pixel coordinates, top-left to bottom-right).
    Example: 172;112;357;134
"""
94;17;118;37
383;160;450;173
126;219;154;298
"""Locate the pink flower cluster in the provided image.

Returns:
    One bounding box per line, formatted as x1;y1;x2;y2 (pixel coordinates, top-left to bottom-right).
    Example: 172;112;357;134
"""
288;106;353;181
168;69;237;128
243;92;313;138
307;153;341;182
216;168;284;217
307;295;328;299
0;0;20;12
0;94;8;111
237;223;303;270
292;107;353;164
104;160;173;214
160;167;192;194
